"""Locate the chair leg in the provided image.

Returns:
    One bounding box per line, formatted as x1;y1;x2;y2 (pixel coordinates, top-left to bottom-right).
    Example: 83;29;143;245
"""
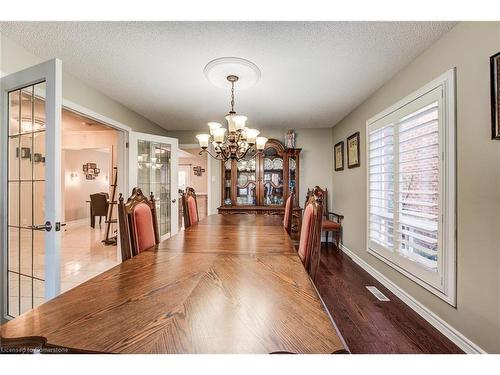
99;216;102;225
91;215;95;229
335;230;340;250
325;231;329;246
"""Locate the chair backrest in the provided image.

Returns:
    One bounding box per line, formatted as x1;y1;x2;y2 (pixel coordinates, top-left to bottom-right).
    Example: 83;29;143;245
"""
308;186;329;220
89;193;109;216
283;192;295;235
297;187;324;280
181;187;199;228
118;188;160;261
321;187;329;219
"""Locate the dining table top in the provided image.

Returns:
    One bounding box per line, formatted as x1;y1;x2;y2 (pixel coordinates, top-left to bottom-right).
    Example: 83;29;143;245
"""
0;214;348;354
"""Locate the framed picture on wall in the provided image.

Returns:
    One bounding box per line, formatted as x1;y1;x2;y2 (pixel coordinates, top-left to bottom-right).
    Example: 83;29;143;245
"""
334;141;344;171
347;132;360;168
490;51;500;139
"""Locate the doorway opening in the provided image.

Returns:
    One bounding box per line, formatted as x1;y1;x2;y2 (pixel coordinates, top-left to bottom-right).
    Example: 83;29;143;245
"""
60;108;123;293
178;146;209;229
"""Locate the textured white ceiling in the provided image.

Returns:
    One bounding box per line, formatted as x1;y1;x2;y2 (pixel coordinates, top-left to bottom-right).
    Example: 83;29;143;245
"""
0;22;455;130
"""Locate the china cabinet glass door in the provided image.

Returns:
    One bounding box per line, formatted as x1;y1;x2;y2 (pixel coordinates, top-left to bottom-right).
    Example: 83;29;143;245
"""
288;155;298;202
262;146;284;206
236;156;257;205
223;159;233;205
128;132;178;240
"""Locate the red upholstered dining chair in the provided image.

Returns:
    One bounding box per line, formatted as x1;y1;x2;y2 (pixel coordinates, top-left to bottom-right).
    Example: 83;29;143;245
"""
316;187;344;249
117;187;160;262
283;192;295;235
297;186;324;281
181;187;199;228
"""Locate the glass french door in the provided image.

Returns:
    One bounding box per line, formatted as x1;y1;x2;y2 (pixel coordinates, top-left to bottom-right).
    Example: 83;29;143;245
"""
128;132;178;240
1;59;62;320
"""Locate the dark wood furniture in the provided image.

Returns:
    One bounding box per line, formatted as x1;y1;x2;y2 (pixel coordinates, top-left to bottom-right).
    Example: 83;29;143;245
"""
117;187;160;261
305;187;344;248
298;187;324;281
181;187;199;228
320;187;344;248
89;192;109;228
218;138;301;215
283;192;294;235
102;166;118;245
0;214;347;354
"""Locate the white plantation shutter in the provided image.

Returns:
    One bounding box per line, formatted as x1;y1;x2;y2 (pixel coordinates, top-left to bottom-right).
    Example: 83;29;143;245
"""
368;124;395;250
366;71;456;306
397;102;440;270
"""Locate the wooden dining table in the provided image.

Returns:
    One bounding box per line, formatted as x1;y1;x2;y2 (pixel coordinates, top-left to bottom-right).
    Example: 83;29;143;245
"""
0;214;348;354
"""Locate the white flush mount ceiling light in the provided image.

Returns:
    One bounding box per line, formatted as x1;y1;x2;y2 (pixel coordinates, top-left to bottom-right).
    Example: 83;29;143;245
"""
203;57;261;90
198;57;267;161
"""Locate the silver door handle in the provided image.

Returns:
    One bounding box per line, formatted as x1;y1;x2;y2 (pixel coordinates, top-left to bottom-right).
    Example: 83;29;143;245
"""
29;221;52;232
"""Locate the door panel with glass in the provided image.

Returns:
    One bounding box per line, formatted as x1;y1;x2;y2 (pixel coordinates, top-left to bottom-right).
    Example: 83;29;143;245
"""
1;59;62;320
129;132;178;240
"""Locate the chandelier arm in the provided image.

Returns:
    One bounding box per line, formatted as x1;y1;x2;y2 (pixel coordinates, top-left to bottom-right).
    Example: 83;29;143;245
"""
199;148;224;161
219;144;230;160
238;145;255;161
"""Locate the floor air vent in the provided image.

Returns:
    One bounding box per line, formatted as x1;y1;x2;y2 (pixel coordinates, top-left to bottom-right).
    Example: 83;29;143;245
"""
366;286;390;301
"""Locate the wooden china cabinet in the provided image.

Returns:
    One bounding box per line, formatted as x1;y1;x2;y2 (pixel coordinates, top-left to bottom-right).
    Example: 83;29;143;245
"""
218;139;302;217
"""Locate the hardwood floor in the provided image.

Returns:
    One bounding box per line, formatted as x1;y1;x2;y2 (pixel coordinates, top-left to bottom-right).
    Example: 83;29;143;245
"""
316;243;463;354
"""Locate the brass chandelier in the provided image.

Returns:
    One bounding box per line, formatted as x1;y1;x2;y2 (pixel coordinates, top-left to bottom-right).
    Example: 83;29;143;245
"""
197;75;267;161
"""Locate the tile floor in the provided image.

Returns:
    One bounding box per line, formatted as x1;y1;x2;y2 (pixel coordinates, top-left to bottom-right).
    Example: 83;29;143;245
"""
7;218;120;317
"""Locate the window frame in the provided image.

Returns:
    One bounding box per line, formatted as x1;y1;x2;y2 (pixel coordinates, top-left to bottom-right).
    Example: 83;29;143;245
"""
366;69;456;306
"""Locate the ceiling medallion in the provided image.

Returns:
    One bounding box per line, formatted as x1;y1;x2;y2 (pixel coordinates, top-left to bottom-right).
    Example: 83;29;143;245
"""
203;57;261;90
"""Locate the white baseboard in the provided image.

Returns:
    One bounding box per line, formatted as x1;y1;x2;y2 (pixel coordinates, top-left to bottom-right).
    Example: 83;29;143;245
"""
340;244;486;354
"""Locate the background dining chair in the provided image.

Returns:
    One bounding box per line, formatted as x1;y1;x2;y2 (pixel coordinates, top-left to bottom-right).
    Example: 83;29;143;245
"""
283;192;295;235
89;192;109;228
118;188;160;261
316;187;344;249
297;186;324;281
181;187;199;228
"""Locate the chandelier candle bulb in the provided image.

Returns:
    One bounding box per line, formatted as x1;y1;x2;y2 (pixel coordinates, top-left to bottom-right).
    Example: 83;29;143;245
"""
245;128;260;145
225;114;237;133
196;134;210;149
208;122;222;135
256;137;268;150
233;115;247;131
213;127;227;143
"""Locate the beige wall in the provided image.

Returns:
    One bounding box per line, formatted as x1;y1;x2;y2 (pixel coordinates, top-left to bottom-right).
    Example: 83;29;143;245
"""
63;149;111;221
168;128;334;211
179;148;208;194
331;22;500;353
0;32;167;136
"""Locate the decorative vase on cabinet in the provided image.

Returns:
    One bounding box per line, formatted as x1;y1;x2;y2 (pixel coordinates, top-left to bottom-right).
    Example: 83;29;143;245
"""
218;139;302;218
